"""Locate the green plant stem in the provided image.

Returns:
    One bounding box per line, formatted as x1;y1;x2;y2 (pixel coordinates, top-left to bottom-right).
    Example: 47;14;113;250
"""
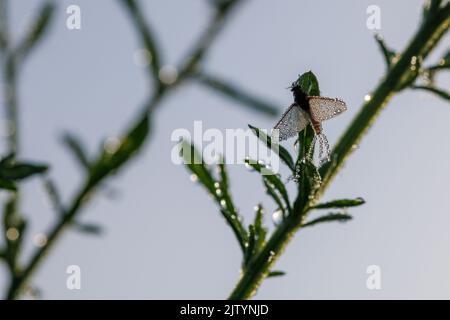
2;49;22;288
229;215;298;299
229;4;450;300
4;94;161;299
318;5;450;192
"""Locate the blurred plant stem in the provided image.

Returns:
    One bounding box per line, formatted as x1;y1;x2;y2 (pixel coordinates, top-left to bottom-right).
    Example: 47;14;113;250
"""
5;0;273;299
229;1;450;299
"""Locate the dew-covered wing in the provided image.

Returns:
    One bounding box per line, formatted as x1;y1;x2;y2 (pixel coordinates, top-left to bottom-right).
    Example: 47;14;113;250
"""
272;103;310;141
309;96;347;122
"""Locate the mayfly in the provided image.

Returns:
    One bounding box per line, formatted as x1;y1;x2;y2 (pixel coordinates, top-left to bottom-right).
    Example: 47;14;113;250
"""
273;79;347;166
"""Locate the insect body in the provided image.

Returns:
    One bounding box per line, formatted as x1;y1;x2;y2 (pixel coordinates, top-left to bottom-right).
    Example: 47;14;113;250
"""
273;81;347;165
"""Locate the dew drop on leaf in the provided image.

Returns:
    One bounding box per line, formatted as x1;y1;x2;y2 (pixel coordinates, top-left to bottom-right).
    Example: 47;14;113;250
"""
272;209;283;225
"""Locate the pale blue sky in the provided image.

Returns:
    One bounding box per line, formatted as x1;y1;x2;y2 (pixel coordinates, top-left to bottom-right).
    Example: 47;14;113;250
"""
1;0;450;299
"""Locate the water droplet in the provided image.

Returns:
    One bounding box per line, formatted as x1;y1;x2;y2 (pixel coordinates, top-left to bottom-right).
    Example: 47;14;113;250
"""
214;182;220;188
33;233;48;247
189;174;198;182
351;144;359;150
364;94;372;102
133;48;152;67
272;209;283;225
104;137;121;154
220;199;226;208
268;250;276;262
253;205;260;211
215;188;222;196
6;227;19;241
158;65;178;85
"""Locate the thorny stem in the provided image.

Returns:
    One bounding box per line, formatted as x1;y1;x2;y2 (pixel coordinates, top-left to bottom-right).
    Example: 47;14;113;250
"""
5;0;247;299
229;3;450;300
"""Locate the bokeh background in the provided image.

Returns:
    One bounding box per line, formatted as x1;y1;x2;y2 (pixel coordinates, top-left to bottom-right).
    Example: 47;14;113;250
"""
1;0;450;299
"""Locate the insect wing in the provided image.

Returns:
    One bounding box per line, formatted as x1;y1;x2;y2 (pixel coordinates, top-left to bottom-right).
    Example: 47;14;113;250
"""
273;103;310;141
309;97;347;122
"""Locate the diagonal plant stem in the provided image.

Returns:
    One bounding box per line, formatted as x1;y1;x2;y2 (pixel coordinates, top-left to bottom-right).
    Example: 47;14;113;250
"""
229;3;450;299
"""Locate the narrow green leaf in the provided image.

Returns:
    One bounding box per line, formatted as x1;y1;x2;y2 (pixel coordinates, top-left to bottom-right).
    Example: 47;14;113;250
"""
43;179;64;213
302;213;353;228
253;204;267;254
90;114;150;185
262;180;284;215
254;204;263;232
119;0;162;82
268;270;286;277
62;133;91;170
0;179;16;191
180;140;215;191
313;197;365;209
16;2;55;60
216;162;247;249
72;222;103;235
217;161;237;216
208;0;234;10
182;142;247;253
428;50;450;71
374;34;396;68
0;162;48;181
295;71;320;96
2;195;16;229
423;0;443;19
412;85;450;101
243;225;256;267
244;158;291;213
196;73;278;116
0;153;14;166
0;0;7;51
248;124;295;171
